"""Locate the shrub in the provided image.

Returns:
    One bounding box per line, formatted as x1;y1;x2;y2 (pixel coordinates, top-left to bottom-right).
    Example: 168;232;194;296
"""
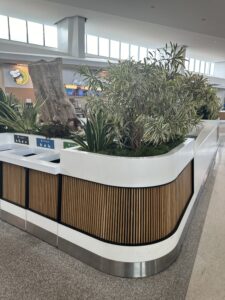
79;43;201;154
182;73;221;119
0;89;42;134
72;110;116;152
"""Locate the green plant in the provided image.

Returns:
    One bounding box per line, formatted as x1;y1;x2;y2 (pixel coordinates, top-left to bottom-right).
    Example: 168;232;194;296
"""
78;43;221;156
0;95;42;134
72;110;115;152
99;138;184;157
38;122;72;138
140;69;200;145
81;44;200;151
147;42;187;79
79;66;105;92
182;73;221;119
0;89;19;132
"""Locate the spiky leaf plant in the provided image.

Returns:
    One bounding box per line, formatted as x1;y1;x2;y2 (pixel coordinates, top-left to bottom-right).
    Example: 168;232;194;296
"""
72;110;115;152
0;97;42;134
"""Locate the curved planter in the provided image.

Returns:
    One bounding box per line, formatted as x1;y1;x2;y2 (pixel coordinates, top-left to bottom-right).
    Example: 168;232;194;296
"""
58;123;218;277
60;139;194;187
0;122;219;278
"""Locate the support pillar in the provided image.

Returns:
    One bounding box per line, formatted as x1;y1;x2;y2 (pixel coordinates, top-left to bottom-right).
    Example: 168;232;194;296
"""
56;16;86;58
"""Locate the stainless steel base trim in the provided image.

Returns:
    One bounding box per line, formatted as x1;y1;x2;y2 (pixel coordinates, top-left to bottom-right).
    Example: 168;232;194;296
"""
0;210;25;230
58;236;182;278
26;222;58;247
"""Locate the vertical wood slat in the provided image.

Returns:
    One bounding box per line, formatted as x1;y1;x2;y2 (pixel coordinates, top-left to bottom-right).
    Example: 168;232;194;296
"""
2;163;26;207
61;161;193;245
29;170;58;220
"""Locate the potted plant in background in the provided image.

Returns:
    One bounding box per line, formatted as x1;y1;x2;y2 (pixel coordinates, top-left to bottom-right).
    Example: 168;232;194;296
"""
182;73;221;120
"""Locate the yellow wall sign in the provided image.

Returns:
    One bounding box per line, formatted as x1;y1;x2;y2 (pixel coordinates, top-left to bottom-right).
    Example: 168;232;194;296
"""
64;84;78;89
9;66;30;86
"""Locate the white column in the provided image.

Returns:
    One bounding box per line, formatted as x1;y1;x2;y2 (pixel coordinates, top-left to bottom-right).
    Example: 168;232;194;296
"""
56;16;86;58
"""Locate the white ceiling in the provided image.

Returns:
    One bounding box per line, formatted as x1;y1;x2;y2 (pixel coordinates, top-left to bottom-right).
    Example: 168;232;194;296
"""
0;0;225;61
45;0;225;39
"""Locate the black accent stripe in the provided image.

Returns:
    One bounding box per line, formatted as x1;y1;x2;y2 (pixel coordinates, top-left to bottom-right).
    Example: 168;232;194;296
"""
57;174;62;222
25;168;29;209
0;161;3;198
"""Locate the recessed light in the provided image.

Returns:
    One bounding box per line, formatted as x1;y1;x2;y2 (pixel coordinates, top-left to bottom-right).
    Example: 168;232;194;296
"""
151;5;155;8
201;18;206;21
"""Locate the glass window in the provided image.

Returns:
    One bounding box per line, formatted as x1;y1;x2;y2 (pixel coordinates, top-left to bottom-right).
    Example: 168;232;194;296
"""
110;40;120;59
200;61;205;74
155;49;162;61
139;47;147;62
9;17;27;43
147;49;156;62
28;21;44;46
86;34;98;55
99;37;109;57
189;58;195;72
44;25;58;48
205;62;210;75
130;45;139;61
148;48;155;56
195;59;200;73
185;58;189;70
0;15;9;39
120;42;129;60
210;63;215;76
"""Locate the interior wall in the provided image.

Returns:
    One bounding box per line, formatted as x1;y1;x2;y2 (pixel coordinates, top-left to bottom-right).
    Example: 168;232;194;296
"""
4;87;35;102
0;64;35;102
0;39;65;57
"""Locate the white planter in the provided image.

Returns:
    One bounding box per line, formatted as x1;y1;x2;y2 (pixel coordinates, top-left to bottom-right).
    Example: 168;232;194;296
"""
0;122;220;278
0;132;74;151
60;138;194;188
0;132;74;174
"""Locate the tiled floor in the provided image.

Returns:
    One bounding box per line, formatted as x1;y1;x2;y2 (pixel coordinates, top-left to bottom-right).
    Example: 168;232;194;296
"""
186;139;225;300
0;144;219;300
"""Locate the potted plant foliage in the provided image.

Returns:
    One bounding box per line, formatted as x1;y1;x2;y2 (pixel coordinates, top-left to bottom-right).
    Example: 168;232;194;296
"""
0;89;76;143
71;43;201;156
0;89;42;134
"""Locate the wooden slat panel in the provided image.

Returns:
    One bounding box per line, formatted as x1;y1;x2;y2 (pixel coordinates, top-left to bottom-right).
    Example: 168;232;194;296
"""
61;161;193;245
29;170;58;220
2;163;26;207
